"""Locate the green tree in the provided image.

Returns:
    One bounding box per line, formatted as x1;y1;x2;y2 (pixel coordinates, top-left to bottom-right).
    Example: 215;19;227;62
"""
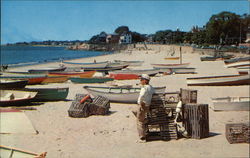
206;11;241;44
114;26;130;35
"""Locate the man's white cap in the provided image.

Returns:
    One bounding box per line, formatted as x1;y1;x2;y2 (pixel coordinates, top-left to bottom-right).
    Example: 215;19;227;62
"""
140;74;150;81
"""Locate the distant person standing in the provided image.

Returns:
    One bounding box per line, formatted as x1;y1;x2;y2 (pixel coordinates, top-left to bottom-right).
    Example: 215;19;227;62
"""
133;74;155;142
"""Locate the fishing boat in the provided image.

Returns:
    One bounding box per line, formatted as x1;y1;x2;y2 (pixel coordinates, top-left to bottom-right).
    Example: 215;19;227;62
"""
0;79;28;89
109;73;139;80
41;76;68;84
225;60;250;68
0;145;46;158
151;63;190;69
28;66;66;74
0;76;47;85
114;60;144;66
83;86;166;104
0;90;37;106
48;71;96;78
164;57;180;60
159;68;196;74
224;56;250;64
111;68;159;76
211;97;250;111
62;61;108;68
237;67;250;75
187;74;250;86
69;77;114;83
83;65;129;74
24;87;69;101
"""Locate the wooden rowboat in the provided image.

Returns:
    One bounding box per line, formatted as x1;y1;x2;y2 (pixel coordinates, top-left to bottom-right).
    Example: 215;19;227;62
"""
41;76;68;84
83;65;129;74
0;79;28;89
62;61;108;68
159;68;196;74
224;56;250;64
211;97;250;111
114;60;144;66
0;90;37;106
0;76;47;85
69;77;114;83
0;145;46;158
48;71;96;78
164;57;180;60
28;66;66;74
111;68;159;76
151;63;190;69
83;86;166;104
225;60;250;68
24;87;69;101
187;74;250;86
109;73;139;80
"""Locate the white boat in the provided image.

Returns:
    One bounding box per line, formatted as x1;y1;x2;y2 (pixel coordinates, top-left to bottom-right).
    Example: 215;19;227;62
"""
159;68;196;74
110;68;159;76
62;61;108;68
211;97;250;111
0;90;37;106
187;74;250;86
83;86;166;104
151;63;190;69
114;60;144;66
225;60;250;68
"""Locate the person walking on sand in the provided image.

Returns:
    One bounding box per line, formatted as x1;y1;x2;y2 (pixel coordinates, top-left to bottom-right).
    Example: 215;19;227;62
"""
133;74;155;143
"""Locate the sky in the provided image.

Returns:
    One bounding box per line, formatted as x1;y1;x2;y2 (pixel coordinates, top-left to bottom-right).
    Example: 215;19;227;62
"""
1;0;249;44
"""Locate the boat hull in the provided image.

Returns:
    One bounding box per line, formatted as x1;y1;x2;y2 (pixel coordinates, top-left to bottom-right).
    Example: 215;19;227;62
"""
83;86;166;104
111;69;159;76
0;79;28;89
0;90;37;106
28;66;66;74
212;97;250;111
151;63;190;69
187;75;250;86
62;61;108;68
41;76;68;84
109;73;139;80
48;71;96;78
24;87;69;101
69;77;114;83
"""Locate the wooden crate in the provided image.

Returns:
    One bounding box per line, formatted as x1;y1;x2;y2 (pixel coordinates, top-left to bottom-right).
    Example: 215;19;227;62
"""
146;93;178;141
183;104;209;139
89;95;110;115
68;94;91;118
226;123;250;144
180;89;197;104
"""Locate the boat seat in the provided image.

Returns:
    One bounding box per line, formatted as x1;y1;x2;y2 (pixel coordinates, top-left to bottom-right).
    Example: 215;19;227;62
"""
1;93;14;101
23;93;31;98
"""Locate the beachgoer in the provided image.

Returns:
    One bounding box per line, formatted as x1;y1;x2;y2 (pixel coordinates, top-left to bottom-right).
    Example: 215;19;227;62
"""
133;74;155;143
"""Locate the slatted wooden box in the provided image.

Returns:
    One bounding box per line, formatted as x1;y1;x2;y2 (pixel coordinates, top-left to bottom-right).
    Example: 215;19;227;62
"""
68;94;91;118
146;93;178;141
182;104;209;139
89;95;110;115
226;123;250;144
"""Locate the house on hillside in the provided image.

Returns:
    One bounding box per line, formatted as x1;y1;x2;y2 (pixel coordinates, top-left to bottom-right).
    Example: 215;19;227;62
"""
119;33;132;44
106;34;120;44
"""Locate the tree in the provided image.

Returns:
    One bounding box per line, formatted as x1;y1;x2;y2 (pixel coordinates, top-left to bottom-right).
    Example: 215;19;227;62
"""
206;11;241;44
114;26;130;35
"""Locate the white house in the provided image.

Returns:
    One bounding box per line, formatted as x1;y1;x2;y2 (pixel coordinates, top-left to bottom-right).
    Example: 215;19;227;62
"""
119;33;132;44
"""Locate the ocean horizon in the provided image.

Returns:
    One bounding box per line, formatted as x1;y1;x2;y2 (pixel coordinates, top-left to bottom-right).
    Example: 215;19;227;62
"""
0;45;112;67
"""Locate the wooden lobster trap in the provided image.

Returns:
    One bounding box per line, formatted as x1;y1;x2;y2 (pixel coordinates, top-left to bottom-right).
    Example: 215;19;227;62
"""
226;123;250;144
68;94;110;118
182;104;209;139
146;93;178;141
68;94;91;118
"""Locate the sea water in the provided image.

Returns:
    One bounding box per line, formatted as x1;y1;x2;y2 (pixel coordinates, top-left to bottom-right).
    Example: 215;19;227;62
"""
0;46;111;67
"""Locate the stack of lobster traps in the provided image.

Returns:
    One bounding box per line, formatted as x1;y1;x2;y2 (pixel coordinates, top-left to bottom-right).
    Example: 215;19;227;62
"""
145;92;180;141
68;94;110;118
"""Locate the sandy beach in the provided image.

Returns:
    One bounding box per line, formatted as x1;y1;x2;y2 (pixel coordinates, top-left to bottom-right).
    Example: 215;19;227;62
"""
1;44;249;158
